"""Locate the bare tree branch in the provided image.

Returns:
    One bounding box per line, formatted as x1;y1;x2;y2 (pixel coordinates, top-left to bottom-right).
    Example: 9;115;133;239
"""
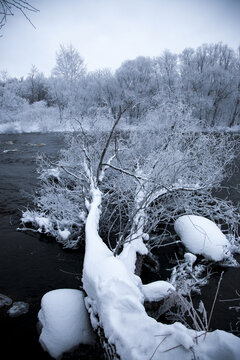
96;103;132;184
0;0;39;31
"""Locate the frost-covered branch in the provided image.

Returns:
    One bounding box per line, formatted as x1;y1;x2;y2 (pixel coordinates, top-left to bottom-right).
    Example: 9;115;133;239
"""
96;103;132;184
0;0;39;31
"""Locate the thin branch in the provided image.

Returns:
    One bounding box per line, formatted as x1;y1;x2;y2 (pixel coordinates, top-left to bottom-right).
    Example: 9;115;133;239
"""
207;271;224;332
149;336;167;360
96;103;132;184
101;163;147;182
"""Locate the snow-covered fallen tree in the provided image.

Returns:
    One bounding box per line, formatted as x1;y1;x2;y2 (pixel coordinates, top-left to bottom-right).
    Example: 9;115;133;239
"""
21;105;240;358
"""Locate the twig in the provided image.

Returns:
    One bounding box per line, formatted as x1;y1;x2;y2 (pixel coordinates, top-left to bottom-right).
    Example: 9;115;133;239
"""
59;269;81;276
101;163;147;182
149;336;167;360
207;271;224;332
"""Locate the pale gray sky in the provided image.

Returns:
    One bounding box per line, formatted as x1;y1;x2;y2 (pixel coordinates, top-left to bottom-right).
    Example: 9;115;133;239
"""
0;0;240;78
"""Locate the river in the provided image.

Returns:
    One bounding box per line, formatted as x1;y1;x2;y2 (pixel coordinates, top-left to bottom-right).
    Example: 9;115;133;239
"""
0;133;101;359
0;132;239;359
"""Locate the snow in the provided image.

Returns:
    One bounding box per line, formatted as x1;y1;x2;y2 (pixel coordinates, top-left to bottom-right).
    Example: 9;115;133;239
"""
142;281;175;302
118;183;149;273
58;229;71;241
7;301;29;317
38;289;95;359
174;215;230;262
39;167;60;181
184;252;197;265
35;216;51;231
82;185;240;360
21;211;52;233
2;148;19;153
118;237;148;273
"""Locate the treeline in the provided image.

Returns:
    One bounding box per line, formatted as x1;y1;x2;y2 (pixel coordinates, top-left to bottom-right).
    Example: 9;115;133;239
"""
0;42;240;129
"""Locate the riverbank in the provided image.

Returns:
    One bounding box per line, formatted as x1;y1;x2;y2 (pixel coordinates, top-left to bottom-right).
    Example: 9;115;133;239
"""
0;132;239;359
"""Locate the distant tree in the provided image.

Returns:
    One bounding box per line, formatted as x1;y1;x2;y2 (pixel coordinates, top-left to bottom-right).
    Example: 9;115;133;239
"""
229;47;240;127
0;76;27;121
49;44;86;121
21;65;48;104
115;56;156;121
84;69;122;119
180;43;238;126
52;44;86;83
153;50;179;102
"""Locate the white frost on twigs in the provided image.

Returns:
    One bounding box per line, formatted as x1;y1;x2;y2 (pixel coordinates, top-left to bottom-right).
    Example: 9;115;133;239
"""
142;281;175;302
39;167;60;181
8;301;29;317
58;229;70;241
0;293;12;308
174;215;230;262
38;289;95;359
21;211;51;233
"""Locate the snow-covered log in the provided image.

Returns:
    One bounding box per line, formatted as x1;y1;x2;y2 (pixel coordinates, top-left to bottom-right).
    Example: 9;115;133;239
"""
82;182;240;360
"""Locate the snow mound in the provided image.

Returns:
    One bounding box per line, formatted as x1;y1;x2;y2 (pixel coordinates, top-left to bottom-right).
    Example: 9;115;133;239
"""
8;301;29;317
142;281;175;302
38;289;95;359
184;252;197;265
174;215;230;261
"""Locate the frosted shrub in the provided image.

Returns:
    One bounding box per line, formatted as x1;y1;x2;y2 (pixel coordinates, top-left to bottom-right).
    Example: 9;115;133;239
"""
21;108;239;255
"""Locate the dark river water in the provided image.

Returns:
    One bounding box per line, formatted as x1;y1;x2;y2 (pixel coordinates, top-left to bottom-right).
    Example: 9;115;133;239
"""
0;132;239;359
0;133;93;359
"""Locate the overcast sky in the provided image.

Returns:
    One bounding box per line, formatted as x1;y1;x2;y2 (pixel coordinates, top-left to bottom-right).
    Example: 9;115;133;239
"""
0;0;240;78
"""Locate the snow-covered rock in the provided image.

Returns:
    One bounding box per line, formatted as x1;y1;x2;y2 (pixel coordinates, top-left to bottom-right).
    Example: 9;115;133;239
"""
174;215;230;261
142;281;175;302
38;289;95;359
8;301;29;317
0;293;12;308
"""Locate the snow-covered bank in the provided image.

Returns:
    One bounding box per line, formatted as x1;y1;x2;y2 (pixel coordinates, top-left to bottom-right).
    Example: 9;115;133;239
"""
0;102;65;134
0;121;239;134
